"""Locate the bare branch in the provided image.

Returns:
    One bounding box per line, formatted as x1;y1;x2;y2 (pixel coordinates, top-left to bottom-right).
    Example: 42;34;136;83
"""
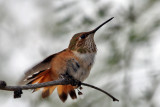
0;79;119;102
81;83;119;102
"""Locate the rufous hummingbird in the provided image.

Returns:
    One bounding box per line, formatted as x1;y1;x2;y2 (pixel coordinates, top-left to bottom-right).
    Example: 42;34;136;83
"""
19;17;114;102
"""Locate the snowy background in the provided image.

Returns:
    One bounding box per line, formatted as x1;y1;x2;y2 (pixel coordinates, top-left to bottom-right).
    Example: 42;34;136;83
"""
0;0;160;107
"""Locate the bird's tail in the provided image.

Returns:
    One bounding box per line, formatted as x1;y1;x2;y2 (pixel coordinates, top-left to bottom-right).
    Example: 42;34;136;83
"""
57;85;77;102
30;69;77;102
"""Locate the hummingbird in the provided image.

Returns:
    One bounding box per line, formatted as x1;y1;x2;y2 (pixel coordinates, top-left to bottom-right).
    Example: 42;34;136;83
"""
19;17;114;102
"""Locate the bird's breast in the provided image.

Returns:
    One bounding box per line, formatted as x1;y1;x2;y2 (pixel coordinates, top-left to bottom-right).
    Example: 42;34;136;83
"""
72;51;96;81
75;52;96;67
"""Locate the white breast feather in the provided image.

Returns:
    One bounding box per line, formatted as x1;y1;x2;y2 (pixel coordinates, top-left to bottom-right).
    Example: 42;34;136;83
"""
72;51;96;81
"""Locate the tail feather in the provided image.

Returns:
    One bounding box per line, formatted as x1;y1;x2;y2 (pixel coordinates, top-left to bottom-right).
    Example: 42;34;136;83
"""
49;86;57;95
42;86;56;98
42;87;50;98
57;85;68;102
68;85;77;99
28;69;78;102
57;85;77;102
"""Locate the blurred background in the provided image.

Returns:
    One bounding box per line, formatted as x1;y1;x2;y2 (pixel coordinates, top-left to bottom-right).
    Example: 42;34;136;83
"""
0;0;160;107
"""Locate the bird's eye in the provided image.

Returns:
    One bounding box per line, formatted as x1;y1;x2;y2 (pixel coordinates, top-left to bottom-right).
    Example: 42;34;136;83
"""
80;34;86;39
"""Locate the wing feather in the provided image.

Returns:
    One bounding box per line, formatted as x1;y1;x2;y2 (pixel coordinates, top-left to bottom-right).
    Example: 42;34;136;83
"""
19;54;57;85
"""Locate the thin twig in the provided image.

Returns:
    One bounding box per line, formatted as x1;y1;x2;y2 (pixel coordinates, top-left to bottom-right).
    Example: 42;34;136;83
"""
81;83;119;102
0;79;119;102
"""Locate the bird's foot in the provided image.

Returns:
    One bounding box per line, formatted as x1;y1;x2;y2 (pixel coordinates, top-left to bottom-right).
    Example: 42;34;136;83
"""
60;74;81;87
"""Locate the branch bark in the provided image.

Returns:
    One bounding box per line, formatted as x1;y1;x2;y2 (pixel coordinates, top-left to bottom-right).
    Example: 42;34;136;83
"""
0;79;119;102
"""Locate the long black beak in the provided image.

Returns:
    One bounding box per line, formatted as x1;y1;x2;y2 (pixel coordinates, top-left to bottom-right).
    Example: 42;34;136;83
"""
89;17;114;34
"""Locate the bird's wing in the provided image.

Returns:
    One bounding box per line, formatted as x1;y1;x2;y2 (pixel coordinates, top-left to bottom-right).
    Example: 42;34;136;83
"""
19;49;67;85
19;54;57;85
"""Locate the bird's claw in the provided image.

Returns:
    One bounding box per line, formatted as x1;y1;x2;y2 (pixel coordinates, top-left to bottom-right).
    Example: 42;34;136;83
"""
60;74;81;87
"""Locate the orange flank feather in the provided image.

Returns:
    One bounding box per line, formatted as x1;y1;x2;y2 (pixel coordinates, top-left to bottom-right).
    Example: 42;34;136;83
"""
31;69;57;98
